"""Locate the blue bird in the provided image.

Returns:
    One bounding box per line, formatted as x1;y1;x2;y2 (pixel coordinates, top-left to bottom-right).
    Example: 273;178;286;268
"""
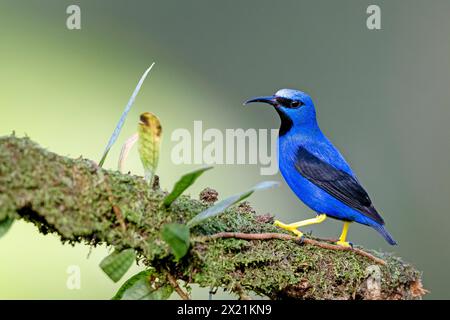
245;89;396;247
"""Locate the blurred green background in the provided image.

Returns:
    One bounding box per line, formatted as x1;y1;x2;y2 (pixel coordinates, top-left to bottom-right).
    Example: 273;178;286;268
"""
1;0;449;299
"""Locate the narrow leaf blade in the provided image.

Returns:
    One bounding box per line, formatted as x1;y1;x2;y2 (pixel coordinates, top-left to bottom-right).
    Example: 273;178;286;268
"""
112;269;173;300
187;181;279;227
0;217;14;239
99;63;155;167
161;223;190;260
138;112;162;183
100;249;136;282
163;166;213;207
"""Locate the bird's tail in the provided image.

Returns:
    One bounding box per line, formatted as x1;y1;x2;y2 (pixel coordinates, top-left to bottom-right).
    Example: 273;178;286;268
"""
372;224;397;245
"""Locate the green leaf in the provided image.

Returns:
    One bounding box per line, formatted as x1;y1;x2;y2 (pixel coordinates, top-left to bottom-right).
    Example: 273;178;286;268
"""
112;269;173;300
163;166;213;207
100;249;136;282
0;217;14;239
187;181;279;228
161;223;190;260
138;112;162;183
99;63;155;167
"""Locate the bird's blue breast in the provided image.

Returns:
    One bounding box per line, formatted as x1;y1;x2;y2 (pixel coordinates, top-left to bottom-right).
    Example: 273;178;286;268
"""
278;130;377;227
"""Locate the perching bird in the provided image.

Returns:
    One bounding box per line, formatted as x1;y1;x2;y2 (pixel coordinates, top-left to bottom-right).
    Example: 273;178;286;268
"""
245;89;396;247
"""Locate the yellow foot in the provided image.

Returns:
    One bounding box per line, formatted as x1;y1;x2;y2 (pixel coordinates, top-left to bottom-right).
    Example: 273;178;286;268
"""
274;220;304;238
335;240;353;248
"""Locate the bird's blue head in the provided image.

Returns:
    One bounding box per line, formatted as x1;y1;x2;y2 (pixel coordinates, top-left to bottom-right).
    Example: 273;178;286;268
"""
244;89;317;136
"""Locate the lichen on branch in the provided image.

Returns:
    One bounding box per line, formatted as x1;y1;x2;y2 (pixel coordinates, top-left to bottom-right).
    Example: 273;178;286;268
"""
0;135;426;299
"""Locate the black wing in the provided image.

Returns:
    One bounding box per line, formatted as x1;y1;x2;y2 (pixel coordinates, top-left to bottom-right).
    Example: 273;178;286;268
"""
294;146;384;224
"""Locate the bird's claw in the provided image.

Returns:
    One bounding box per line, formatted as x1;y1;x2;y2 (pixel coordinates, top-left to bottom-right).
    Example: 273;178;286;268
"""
294;235;305;245
274;220;304;238
336;240;353;248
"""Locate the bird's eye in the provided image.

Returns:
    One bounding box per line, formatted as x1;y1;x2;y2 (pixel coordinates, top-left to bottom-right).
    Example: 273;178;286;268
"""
290;100;301;108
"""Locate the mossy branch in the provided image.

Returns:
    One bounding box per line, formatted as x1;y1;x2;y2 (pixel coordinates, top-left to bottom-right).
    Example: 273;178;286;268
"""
0;135;426;300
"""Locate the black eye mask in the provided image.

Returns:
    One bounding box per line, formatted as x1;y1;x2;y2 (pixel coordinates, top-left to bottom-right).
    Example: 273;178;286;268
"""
275;97;303;109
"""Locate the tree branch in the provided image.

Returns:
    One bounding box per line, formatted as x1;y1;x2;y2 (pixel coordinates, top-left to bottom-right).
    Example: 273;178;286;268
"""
0;135;427;300
194;232;387;265
166;273;190;300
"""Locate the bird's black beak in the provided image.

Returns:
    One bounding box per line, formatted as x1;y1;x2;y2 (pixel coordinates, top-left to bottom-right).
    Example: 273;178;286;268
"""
243;95;278;107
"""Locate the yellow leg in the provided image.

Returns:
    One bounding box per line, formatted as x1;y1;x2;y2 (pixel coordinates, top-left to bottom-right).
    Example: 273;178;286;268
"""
336;221;352;248
274;214;327;238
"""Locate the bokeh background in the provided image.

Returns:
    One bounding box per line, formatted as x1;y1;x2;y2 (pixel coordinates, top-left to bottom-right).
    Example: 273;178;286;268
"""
1;0;449;299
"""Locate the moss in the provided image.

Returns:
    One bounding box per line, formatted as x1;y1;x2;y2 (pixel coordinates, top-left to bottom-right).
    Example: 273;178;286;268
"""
0;135;425;299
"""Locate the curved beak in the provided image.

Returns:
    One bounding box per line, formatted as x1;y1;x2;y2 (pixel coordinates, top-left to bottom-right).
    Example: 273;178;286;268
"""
243;95;277;107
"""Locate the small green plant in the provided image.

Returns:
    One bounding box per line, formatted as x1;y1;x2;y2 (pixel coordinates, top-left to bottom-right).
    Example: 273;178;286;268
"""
186;181;279;228
161;223;190;261
92;69;278;298
98;63;155;167
163;166;213;207
137;112;162;184
100;249;136;283
112;269;173;300
105;172;277;299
